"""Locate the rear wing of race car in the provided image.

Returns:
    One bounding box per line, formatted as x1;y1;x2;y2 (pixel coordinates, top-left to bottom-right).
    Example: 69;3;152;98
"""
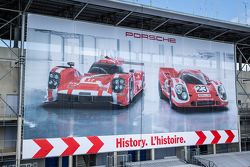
159;67;178;80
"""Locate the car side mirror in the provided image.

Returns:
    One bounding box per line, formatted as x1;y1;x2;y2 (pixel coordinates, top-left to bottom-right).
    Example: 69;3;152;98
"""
67;62;75;67
129;69;134;73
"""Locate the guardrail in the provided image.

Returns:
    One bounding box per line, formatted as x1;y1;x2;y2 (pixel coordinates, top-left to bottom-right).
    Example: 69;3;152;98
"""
185;148;240;166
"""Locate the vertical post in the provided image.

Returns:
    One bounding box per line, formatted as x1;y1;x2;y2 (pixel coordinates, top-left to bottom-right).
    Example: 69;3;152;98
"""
16;13;25;167
14;26;19;48
238;115;242;152
235;44;242;152
68;155;73;167
58;157;63;167
213;144;216;154
184;146;188;162
239;50;242;71
151;148;155;160
10;24;12;48
114;151;117;167
136;150;140;161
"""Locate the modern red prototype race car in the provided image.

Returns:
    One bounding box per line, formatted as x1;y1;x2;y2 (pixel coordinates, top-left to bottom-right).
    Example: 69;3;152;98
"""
159;68;228;108
45;56;145;106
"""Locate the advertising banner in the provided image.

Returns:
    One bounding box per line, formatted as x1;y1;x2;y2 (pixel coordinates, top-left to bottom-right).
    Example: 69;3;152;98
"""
23;14;239;159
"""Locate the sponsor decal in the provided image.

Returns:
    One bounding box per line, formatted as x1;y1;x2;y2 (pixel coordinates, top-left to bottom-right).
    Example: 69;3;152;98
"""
198;94;211;97
195;85;209;93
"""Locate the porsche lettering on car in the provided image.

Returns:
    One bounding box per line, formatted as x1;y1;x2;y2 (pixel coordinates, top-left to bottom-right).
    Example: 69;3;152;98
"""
159;68;228;108
45;56;145;106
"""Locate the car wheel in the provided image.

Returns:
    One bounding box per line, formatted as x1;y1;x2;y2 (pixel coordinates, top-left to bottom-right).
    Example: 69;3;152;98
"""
158;82;164;99
129;78;134;103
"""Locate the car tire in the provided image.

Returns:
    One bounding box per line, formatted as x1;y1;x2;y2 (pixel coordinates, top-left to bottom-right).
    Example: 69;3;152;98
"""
158;82;164;99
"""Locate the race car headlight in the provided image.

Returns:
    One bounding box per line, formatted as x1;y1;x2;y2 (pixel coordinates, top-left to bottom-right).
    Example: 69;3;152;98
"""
48;72;60;89
112;78;126;93
50;73;54;78
120;79;125;84
175;84;183;95
218;85;227;100
181;92;188;100
54;81;58;86
54;74;59;80
175;84;188;100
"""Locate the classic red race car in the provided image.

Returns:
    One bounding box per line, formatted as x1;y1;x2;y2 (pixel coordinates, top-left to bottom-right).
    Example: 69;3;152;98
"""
45;56;145;106
159;68;228;108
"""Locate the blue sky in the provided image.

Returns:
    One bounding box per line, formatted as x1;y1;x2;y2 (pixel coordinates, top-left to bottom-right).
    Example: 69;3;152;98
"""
122;0;250;25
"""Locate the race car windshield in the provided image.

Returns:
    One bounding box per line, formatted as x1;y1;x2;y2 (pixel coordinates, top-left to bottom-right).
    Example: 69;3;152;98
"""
88;63;124;74
181;72;207;85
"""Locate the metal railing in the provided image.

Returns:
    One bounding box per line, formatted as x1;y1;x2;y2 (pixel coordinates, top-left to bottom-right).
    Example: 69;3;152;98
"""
183;147;240;167
193;156;218;167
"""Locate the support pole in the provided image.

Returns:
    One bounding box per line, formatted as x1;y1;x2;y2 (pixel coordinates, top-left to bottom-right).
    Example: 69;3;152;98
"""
10;24;12;48
114;151;118;167
235;43;242;152
14;26;19;48
238;115;242;152
239;49;242;71
68;155;73;167
213;144;216;154
16;13;25;167
137;150;140;161
58;157;63;167
184;146;188;162
151;148;155;160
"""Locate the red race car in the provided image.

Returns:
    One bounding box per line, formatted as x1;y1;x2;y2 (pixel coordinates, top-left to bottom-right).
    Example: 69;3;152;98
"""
159;68;228;108
45;56;145;106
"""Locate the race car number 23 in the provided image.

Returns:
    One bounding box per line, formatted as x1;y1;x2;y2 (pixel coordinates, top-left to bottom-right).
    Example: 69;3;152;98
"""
195;85;208;93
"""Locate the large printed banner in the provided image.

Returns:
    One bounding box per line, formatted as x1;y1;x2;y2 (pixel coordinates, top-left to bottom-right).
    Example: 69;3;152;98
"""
23;14;239;159
23;130;238;159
